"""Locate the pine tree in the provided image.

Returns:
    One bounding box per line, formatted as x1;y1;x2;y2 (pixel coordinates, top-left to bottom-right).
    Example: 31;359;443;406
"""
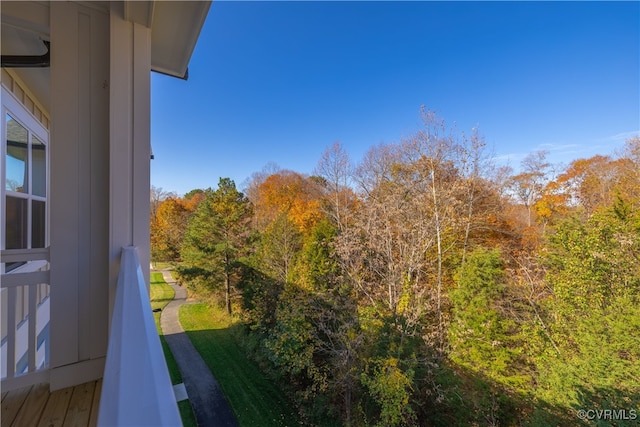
449;248;527;389
181;178;253;314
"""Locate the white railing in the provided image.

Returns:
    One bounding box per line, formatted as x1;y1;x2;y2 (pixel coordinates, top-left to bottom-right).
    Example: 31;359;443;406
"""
1;248;51;391
98;246;182;426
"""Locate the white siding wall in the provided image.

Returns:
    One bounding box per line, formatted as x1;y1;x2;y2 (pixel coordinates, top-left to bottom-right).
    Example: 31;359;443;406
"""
4;1;154;392
49;2;110;390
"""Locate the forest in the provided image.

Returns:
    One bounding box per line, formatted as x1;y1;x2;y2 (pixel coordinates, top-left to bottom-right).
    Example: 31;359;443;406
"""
151;111;640;426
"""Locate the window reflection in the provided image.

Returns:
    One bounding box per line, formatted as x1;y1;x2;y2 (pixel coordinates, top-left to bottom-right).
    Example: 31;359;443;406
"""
32;200;46;248
5;114;28;193
32;136;46;197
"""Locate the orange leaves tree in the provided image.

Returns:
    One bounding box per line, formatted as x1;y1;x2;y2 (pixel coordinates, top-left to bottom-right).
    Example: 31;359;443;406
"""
151;195;195;263
254;170;324;233
533;138;640;230
247;170;325;283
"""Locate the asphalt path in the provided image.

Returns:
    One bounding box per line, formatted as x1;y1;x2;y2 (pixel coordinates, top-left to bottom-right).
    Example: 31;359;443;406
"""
159;269;238;427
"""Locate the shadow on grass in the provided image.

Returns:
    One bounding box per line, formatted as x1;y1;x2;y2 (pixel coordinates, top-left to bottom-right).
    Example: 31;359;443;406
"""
180;305;300;427
418;360;640;427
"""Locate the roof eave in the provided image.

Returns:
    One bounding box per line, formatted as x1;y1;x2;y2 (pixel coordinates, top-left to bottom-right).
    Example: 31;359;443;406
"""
149;1;211;81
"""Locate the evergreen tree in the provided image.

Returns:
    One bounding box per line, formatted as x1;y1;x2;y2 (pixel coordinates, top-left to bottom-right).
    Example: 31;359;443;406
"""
535;204;640;415
181;178;253;314
447;248;529;424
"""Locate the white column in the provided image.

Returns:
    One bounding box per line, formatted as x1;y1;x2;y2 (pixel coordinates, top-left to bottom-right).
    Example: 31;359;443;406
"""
109;5;152;321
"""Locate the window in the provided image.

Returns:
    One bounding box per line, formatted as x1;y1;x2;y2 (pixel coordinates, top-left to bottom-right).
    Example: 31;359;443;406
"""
1;85;50;378
1;86;49;273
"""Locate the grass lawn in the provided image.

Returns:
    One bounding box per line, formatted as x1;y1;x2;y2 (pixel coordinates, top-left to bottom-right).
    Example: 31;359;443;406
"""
150;272;198;427
180;303;300;427
151;261;177;270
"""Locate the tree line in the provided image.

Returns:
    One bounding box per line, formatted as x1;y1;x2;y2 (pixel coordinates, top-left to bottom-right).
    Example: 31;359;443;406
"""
151;110;640;426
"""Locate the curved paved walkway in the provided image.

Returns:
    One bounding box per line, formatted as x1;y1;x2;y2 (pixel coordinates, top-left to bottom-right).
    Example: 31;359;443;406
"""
159;270;237;427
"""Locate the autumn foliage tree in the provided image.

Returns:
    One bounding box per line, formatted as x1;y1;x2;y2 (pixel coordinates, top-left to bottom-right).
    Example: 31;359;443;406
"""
151;196;192;262
253;170;324;234
154;114;640;426
150;186;205;263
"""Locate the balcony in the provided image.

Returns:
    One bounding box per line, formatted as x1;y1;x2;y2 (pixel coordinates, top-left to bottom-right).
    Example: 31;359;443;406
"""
1;248;51;390
1;247;180;426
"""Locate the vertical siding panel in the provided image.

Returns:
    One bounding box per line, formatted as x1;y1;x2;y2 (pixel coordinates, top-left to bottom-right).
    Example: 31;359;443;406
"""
50;1;80;370
90;10;110;359
77;10;92;362
109;7;134;320
132;22;151;290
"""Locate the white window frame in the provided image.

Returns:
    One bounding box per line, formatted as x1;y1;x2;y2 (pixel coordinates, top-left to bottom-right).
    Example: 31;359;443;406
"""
1;86;50;275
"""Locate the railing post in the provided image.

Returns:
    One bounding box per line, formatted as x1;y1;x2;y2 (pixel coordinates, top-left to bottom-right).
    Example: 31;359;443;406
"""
1;248;51;390
98;246;182;426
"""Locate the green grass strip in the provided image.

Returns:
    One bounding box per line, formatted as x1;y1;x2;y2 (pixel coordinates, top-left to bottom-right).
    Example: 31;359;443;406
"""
151;261;177;271
180;303;299;427
150;272;198;427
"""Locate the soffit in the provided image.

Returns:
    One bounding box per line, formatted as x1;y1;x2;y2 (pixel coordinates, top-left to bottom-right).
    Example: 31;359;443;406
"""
149;1;211;79
91;0;211;79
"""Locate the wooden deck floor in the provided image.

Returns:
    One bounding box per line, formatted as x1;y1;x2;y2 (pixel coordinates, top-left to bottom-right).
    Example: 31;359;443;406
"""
1;379;102;427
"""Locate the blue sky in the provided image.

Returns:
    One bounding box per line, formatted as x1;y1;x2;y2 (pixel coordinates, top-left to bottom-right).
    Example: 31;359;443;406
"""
151;1;639;196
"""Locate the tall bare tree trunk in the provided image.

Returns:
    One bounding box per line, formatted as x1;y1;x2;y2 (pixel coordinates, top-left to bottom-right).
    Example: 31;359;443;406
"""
461;181;475;266
344;365;352;427
225;250;232;315
431;169;444;346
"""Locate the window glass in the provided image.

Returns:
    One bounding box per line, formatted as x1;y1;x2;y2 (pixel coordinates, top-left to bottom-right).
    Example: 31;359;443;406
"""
32;136;46;197
5;196;27;249
2;90;49;276
32;200;46;248
5;114;28;193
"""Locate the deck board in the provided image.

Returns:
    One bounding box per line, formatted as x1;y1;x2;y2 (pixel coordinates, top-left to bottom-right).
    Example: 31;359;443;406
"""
0;379;120;427
36;386;73;427
1;385;32;427
62;381;95;427
1;380;100;427
88;379;102;427
9;382;49;427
